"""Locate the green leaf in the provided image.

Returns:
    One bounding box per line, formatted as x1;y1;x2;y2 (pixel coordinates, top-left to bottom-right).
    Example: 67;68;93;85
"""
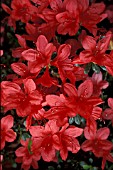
74;115;81;125
48;166;55;170
22;133;31;140
83;165;92;170
89;158;93;164
92;63;100;73
28;139;33;155
84;63;91;74
12;162;17;168
69;117;74;124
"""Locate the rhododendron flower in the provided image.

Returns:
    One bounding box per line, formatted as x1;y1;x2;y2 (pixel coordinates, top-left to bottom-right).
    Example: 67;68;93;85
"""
1;115;16;150
78;0;107;36
11;62;38;84
1;79;43;119
12;35;28;59
81;124;113;170
51;44;73;82
87;72;109;97
22;35;56;74
29;120;60;162
57;123;83;160
63;80;103;123
102;98;113;126
73;31;112;66
56;0;79;36
45;80;102;127
15;138;41;170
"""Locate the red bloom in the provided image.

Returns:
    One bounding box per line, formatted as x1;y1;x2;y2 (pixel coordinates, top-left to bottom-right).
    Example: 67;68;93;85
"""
45;80;102;127
1;115;16;150
81;124;113;170
105;50;113;76
56;0;79;35
78;0;107;36
12;35;28;59
73;31;112;68
51;44;73;82
64;80;103;122
29;120;60;162
22;35;56;74
102;98;113;126
15;138;40;170
1;79;43;120
11;62;38;84
57;123;83;160
45;92;78;126
87;71;109;97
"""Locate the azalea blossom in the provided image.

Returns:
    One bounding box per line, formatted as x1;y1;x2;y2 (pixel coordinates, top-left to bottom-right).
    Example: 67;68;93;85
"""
1;115;16;150
102;98;113;126
81;123;113;170
15;138;40;170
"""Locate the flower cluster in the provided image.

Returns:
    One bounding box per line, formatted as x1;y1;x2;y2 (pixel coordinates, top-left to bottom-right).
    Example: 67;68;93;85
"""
1;0;113;170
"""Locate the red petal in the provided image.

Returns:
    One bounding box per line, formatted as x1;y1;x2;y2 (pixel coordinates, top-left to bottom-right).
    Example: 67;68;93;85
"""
15;147;25;157
64;126;83;137
81;140;93;152
15;34;27;48
24;79;36;94
78;80;93;98
41;147;56;162
58;44;71;60
5;129;16;142
46;95;65;106
64;83;78;97
11;63;28;76
1;115;14;130
108;98;113;109
36;35;48;54
1;81;21;95
1;3;11;14
82;36;96;50
96;127;110;140
22;49;38;61
45;43;56;59
60;148;68;161
45;120;59;134
29;126;44;137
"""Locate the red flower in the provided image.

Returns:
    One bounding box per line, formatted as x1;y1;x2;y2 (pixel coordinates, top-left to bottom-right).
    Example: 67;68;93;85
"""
11;62;38;84
45;93;75;126
73;31;112;67
105;50;113;76
22;35;56;74
1;79;43;119
102;98;113;126
29;120;60;162
87;71;109;97
56;0;79;35
51;44;73;82
57;123;83;160
64;80;103;122
12;35;28;59
81;124;113;170
1;115;16;150
45;80;102;127
15;138;40;170
78;0;107;36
